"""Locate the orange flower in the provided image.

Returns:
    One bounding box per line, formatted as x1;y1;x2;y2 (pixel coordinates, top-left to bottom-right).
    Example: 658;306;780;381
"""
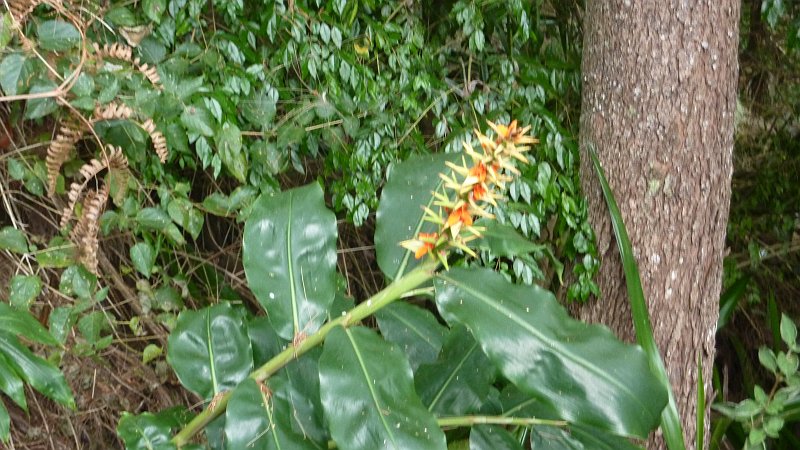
471;183;487;201
415;232;437;259
446;204;473;228
469;162;487;183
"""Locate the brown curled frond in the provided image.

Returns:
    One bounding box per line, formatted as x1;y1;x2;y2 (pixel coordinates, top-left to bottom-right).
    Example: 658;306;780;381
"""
92;42;162;89
7;0;51;25
70;181;110;274
47;119;86;196
93;102;134;121
61;145;127;229
140;119;168;162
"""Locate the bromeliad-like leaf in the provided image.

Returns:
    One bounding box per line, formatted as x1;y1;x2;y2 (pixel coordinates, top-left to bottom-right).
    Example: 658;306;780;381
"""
319;326;447;450
166;303;253;400
243;183;337;341
415;324;494;415
224;378;324;450
0;331;74;409
435;267;667;439
375;152;458;281
0;352;26;411
0;303;58;346
376;301;447;372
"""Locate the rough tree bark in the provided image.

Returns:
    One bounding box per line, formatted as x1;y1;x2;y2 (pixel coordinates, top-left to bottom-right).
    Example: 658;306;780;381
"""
577;1;740;448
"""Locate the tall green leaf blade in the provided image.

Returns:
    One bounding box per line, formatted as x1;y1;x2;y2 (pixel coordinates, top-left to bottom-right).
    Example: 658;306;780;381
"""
375;152;459;281
166;303;253;400
415;324;494;415
0;399;8;443
435;267;667;439
470;425;523;450
243;183;337;340
0;303;59;346
0;352;26;410
224;378;323;450
0;331;74;409
376;301;447;371
319;326;447;450
588;148;685;449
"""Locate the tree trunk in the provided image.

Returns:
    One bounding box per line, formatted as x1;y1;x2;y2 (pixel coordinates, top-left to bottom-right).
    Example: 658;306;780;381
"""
577;1;740;448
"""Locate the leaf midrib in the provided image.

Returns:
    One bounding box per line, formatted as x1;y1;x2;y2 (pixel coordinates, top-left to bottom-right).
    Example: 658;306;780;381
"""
427;341;478;412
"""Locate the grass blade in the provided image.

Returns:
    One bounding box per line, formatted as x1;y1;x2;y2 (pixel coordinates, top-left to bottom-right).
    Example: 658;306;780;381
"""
588;146;686;450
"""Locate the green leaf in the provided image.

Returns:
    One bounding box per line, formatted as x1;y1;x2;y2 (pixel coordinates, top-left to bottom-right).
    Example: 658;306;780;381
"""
216;122;247;183
167;198;204;240
780;314;797;346
470;425;523;450
0;14;13;51
181;105;215;137
435;267;667;439
0;54;25;96
136;207;171;230
473;219;546;257
77;311;109;343
142;344;162;364
717;276;749;331
59;265;97;300
37;20;81;51
166;303;253;399
117;411;177;450
588;147;685;447
0;400;8;443
0;351;27;410
277;125;305;148
375;152;459;281
241;90;277;127
130;242;156;277
415;324;493;415
36;237;75;268
224;377;324;450
143;0;166;23
0;331;74;409
243;183;337;340
376;302;447;372
25;80;59;119
8;274;42;309
0;303;58;346
529;425;643;450
0;226;29;253
319;326;447;450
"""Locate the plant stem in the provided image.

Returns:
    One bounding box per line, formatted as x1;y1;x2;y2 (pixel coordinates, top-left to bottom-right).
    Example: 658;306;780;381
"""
171;260;439;447
437;415;569;429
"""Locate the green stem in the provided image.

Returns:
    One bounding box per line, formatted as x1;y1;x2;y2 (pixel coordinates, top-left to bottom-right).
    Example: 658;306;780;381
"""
437;415;569;429
171;260;439;447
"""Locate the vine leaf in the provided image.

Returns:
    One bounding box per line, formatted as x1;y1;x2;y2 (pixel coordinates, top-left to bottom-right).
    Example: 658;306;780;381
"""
166;303;253;400
375;152;459;281
243;183;337;340
319;326;447;450
435;267;667;439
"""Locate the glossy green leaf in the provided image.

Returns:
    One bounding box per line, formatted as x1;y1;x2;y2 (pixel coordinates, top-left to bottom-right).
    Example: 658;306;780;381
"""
166;303;253;399
0;54;24;96
470;425;523;450
376;301;447;371
243;183;337;340
216;122;247;183
717;276;749;332
181;105;215;137
130;242;156;277
375;152;459;281
0;351;26;410
224;377;323;450
415;324;494;415
319;326;447;450
279;351;328;444
588;147;685;448
137;207;172;230
8;274;42;309
473;219;546;257
0;303;58;346
167;198;204;240
241;90;277;127
25;80;59;119
143;0;166;23
435;267;667;439
0;331;74;409
0;226;29;254
37;20;81;51
117;408;195;450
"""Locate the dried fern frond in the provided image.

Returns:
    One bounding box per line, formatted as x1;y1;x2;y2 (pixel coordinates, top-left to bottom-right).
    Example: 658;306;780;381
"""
92;42;162;88
70;182;110;274
93;102;134;121
47;119;86;195
141;119;168;162
7;0;51;25
60;145;128;229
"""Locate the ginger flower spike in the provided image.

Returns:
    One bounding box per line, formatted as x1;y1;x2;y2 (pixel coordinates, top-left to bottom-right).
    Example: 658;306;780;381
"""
400;120;537;265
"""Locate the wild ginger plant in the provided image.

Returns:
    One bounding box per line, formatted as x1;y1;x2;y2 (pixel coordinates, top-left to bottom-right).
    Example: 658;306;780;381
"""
118;122;669;449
